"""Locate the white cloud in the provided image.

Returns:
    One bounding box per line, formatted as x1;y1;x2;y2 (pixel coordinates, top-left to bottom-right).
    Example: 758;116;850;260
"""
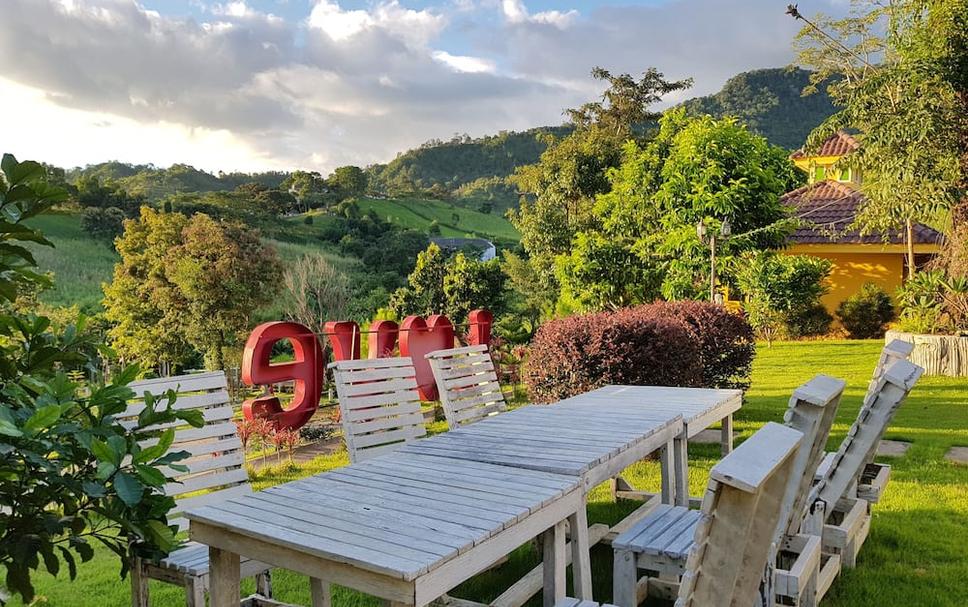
432;51;496;74
501;0;577;29
308;0;445;48
0;0;851;174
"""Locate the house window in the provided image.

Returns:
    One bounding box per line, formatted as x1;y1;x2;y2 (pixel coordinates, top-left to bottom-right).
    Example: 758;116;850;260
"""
814;166;826;182
838;168;851;182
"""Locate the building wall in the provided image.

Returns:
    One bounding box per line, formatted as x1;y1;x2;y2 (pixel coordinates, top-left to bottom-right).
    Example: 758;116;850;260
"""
783;243;938;314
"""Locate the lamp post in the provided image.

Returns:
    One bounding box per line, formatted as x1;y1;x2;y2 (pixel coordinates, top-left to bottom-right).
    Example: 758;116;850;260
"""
697;218;731;303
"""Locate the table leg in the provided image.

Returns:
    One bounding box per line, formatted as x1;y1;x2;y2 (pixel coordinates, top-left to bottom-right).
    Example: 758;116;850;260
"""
673;436;689;507
310;578;332;607
208;546;240;607
721;413;734;455
567;506;593;600
542;521;567;607
659;440;675;505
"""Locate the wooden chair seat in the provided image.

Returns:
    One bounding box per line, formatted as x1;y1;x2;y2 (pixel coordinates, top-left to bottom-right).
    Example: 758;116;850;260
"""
158;542;270;577
612;504;699;565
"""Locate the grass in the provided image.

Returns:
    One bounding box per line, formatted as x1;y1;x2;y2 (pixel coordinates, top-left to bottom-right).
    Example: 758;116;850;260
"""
355;196;519;242
12;341;967;606
25;211;119;310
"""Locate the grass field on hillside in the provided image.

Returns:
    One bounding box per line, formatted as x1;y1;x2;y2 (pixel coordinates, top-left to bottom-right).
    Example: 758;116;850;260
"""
26;212;119;310
356;196;519;242
13;341;966;607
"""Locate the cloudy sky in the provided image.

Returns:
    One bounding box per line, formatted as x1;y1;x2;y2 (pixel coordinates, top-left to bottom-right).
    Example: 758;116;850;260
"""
0;0;842;174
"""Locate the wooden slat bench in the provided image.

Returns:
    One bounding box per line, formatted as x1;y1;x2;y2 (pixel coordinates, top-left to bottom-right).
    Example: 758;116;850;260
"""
614;422;804;607
123;371;272;607
610;375;844;607
426;345;507;429
329;357;427;463
806;358;923;585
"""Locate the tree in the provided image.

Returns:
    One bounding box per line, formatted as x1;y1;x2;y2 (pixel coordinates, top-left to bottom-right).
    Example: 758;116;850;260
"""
281;253;352;331
103;208;194;373
81;206;126;242
103;208;281;372
328;166;367;200
791;0;968;275
0;154;203;603
510;67;692;308
169;214;282;369
556;110;801;310
389;243;448;318
389;244;506;325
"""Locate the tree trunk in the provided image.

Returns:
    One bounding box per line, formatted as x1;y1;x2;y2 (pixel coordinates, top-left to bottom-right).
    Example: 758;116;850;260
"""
906;218;916;279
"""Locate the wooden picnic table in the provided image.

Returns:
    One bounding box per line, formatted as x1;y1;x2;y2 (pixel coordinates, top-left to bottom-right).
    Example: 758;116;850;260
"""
399;402;684;492
555;385;743;506
187;452;585;607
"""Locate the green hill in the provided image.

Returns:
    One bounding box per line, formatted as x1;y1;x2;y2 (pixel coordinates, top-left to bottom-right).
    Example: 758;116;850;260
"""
678;67;836;150
68;163;289;201
366;127;570;198
355;196;518;243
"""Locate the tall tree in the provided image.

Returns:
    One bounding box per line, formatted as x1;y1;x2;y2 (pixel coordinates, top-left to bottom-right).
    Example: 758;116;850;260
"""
791;0;967;275
103;208;281;371
557;110;801;310
509;67;692;308
281;253;352;331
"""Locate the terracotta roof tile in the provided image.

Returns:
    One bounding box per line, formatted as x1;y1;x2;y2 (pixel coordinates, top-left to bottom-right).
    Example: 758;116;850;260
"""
790;131;861;160
782;180;942;245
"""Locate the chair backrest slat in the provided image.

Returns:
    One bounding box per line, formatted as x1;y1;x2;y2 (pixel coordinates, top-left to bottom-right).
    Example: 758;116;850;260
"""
676;422;803;607
778;374;845;538
427;345;507;430
330;357;426;463
120;371;249;531
813;359;923;517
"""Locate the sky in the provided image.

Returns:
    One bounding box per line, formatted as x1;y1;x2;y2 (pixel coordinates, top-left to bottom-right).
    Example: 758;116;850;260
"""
0;0;845;174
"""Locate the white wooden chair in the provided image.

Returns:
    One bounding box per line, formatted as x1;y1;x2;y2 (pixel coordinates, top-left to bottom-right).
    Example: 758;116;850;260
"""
805;358;923;577
610;375;842;607
814;338;915;503
329;357;427;463
613;422;804;607
426;344;507;430
122;371;272;607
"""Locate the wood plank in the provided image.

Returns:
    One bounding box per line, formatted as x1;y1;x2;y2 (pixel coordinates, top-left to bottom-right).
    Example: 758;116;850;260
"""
709;422;802;493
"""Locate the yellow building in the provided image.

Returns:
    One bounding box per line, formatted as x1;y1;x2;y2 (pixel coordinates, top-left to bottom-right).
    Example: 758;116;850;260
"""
782;132;942;313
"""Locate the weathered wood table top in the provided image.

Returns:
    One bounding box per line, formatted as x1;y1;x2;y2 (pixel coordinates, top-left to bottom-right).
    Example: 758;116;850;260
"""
399;399;685;489
555;385;743;438
187;451;583;607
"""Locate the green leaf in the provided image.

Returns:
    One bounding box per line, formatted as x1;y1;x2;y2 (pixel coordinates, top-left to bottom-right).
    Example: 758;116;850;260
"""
145;520;177;553
24;404;62;434
0;418;22;437
134;428;174;464
114;472;144;507
135;465;167;488
81;481;107;498
91;439;119;467
95;461;117;480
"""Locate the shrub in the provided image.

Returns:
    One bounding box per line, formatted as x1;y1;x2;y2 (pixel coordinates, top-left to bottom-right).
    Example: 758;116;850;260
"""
837;283;896;338
524;301;755;402
303;215;314;225
735;251;833;339
896;269;968;334
0;154;204;602
641;300;756;390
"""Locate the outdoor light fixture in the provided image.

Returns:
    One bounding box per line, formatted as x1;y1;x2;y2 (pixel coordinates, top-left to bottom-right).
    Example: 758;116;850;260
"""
698;218;731;303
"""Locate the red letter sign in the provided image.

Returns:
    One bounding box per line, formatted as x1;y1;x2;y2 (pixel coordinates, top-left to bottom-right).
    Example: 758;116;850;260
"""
399;315;455;400
241;321;322;430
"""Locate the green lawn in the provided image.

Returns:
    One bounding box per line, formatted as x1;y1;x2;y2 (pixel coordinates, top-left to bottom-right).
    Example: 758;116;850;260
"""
13;341;967;606
355;196;519;242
